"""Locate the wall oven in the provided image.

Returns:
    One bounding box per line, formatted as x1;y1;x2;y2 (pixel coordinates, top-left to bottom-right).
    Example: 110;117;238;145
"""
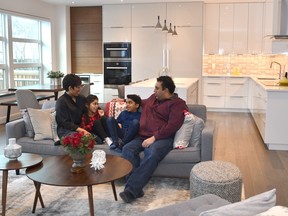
104;42;131;86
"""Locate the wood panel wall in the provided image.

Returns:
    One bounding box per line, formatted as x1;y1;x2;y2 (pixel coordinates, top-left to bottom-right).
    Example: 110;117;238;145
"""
70;6;103;74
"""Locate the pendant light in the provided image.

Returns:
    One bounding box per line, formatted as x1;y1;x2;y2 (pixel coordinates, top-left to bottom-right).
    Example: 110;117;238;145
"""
162;20;168;32
155;16;162;29
172;26;178;36
168;23;173;34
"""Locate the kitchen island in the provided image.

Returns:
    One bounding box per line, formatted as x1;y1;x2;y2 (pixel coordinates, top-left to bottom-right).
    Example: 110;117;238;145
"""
125;78;199;104
250;77;288;150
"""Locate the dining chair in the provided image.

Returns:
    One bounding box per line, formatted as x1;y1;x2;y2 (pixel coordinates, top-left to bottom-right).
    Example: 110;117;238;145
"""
80;84;90;97
117;84;125;99
15;89;41;109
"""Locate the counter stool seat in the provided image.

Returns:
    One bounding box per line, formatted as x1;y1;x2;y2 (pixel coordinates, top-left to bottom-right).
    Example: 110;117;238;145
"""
190;160;242;203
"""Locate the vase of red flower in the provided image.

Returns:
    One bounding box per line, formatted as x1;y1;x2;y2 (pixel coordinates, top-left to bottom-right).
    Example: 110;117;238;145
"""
60;132;95;173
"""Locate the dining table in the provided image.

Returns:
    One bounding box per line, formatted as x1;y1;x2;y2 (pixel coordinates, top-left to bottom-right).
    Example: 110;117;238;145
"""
8;84;64;100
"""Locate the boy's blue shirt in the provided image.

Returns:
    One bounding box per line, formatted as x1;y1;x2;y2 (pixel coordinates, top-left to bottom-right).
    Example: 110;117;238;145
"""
117;110;141;130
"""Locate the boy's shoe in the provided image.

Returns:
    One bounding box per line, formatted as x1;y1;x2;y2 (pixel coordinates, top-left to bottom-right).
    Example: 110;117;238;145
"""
119;190;135;203
104;137;113;146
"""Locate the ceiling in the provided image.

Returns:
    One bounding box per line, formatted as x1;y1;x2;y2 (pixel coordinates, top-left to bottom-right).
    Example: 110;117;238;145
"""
39;0;199;7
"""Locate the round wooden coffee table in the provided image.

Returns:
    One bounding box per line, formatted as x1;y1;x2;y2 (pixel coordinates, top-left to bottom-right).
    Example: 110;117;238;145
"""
0;153;43;216
26;154;132;216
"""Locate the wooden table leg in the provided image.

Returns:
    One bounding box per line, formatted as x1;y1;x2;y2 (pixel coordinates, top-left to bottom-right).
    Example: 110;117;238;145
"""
87;186;94;216
111;181;117;201
33;181;45;208
32;181;44;213
6;105;11;123
2;170;8;216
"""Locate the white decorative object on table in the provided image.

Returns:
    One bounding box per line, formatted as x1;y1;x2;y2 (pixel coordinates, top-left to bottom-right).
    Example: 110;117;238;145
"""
4;138;22;160
90;150;106;171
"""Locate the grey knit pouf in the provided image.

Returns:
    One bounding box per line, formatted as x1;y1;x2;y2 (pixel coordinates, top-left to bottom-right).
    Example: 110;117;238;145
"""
190;161;242;203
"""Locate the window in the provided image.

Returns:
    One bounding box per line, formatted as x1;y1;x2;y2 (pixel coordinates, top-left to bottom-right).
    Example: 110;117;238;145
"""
0;12;51;89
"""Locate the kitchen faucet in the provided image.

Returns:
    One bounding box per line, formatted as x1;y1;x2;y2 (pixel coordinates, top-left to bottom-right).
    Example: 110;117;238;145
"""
270;61;282;79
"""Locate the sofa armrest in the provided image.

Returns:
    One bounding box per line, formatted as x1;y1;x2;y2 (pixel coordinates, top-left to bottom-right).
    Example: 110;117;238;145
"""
201;120;215;161
5;118;26;144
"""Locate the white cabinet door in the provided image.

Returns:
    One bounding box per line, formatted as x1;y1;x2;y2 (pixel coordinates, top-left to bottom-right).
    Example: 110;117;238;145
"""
131;3;166;27
204;4;220;54
168;26;203;78
103;28;131;42
167;2;203;27
233;4;248;54
219;4;234;54
248;3;264;54
132;28;166;82
103;5;131;27
263;2;273;54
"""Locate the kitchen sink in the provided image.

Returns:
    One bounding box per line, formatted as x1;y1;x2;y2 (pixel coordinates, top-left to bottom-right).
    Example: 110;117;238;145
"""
257;77;278;80
260;80;279;86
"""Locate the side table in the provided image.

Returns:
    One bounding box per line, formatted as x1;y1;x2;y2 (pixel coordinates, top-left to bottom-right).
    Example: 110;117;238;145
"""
0;153;43;216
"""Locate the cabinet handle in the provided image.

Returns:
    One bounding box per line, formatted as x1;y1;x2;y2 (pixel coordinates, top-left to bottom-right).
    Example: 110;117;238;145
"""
106;67;128;70
207;96;222;98
207;83;221;85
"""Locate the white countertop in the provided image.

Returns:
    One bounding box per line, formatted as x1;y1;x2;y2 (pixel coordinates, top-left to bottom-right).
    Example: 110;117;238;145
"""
130;78;199;88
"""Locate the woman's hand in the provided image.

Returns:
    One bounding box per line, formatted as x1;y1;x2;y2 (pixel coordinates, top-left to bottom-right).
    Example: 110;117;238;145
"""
76;127;91;136
98;109;105;116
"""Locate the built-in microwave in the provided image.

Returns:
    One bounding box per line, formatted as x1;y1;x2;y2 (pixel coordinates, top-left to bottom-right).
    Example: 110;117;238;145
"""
104;42;131;61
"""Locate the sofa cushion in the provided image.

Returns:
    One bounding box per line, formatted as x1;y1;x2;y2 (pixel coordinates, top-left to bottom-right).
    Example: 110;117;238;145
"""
139;194;230;216
199;188;276;216
255;206;288;216
160;147;200;164
189;115;204;149
27;108;55;140
173;112;195;149
104;101;126;119
20;109;35;138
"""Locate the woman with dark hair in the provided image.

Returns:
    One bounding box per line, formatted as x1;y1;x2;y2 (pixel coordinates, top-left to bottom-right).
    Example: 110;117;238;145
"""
56;74;89;139
80;94;112;146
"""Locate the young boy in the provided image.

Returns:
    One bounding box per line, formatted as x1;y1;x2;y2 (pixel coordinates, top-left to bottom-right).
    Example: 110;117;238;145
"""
106;94;141;152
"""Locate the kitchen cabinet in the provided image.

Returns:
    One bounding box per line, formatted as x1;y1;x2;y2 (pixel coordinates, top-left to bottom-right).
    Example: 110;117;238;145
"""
202;76;249;110
131;2;203;82
203;77;225;108
104;87;118;103
204;4;219;54
247;3;264;54
102;4;131;27
90;74;104;102
204;2;270;54
103;4;131;43
219;4;234;54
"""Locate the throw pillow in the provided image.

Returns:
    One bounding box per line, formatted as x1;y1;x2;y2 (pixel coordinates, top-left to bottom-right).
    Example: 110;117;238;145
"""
105;101;126;119
27;108;55;141
189;115;205;149
199;188;276;216
50;111;60;142
255;206;288;216
173;111;195;149
20;109;34;137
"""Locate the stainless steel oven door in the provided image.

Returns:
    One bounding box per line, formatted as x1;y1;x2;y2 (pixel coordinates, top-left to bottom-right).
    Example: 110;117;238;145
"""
104;61;131;85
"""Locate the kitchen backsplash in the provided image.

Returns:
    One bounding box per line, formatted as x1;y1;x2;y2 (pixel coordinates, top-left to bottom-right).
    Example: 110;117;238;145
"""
203;54;288;77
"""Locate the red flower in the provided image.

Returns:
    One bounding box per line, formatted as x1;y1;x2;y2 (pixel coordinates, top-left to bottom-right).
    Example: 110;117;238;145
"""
60;132;95;154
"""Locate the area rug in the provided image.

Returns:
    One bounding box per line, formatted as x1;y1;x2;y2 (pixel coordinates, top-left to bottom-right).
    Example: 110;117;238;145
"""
2;170;190;216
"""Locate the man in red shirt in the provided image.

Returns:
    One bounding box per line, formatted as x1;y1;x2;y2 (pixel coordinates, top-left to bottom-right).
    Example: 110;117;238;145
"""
119;76;187;203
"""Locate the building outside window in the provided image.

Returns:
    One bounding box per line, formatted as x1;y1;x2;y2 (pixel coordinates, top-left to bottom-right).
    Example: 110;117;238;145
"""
0;12;51;90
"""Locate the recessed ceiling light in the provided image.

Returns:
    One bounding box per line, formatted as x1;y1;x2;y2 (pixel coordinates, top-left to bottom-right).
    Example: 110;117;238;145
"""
71;1;75;4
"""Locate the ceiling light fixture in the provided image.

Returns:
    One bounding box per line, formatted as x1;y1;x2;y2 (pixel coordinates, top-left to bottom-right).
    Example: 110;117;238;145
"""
155;16;162;29
172;26;178;36
155;16;177;35
162;20;168;32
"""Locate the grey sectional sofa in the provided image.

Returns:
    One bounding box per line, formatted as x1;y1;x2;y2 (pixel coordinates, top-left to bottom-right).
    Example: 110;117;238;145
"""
5;103;215;178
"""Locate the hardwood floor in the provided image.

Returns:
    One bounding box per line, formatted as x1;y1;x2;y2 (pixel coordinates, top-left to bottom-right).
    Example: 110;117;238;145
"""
209;111;288;206
0;111;287;205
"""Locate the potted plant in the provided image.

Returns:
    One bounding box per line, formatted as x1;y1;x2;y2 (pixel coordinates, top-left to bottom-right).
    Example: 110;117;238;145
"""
47;70;64;86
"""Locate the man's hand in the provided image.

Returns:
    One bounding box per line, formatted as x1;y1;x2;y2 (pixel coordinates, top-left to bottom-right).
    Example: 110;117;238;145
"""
142;136;156;148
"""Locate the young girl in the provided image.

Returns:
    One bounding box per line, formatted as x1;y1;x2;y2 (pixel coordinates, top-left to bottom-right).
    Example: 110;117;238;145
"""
80;95;112;146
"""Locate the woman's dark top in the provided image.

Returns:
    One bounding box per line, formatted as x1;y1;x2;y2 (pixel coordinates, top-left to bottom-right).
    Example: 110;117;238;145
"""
56;92;86;138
